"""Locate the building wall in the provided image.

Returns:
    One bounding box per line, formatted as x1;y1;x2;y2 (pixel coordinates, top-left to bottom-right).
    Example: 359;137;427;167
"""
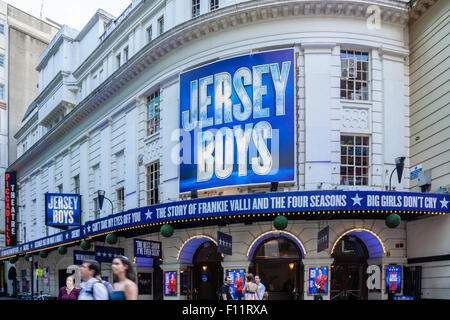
406;0;450;300
407;215;450;299
7;5;58;165
10;3;412;245
409;0;450;193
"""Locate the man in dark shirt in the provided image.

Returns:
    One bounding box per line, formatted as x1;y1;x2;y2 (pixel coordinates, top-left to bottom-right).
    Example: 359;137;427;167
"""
220;276;233;300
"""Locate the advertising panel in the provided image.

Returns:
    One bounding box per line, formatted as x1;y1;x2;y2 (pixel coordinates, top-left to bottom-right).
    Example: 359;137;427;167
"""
308;267;328;295
5;172;17;246
226;269;245;300
164;271;177;296
94;246;124;263
386;266;402;293
45;193;81;227
179;49;296;193
218;231;232;255
134;239;162;259
73;250;96;265
2;191;449;259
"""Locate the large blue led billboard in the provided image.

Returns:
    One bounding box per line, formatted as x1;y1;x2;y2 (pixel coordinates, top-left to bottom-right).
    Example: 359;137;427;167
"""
179;49;295;193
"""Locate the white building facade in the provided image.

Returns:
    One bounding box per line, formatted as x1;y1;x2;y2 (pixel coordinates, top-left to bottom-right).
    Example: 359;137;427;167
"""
1;0;448;300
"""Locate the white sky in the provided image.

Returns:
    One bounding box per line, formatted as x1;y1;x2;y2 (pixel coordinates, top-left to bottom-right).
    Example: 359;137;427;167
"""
4;0;131;30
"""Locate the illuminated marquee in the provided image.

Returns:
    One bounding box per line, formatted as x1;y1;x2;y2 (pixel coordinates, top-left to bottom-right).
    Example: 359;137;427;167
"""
5;172;17;247
179;49;295;193
45;193;81;227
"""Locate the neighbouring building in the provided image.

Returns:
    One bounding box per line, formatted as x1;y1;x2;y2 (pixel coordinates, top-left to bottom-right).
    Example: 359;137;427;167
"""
0;1;58;294
0;0;448;300
405;0;450;300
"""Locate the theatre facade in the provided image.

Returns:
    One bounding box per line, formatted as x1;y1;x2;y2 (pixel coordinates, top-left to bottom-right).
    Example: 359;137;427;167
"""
1;0;449;300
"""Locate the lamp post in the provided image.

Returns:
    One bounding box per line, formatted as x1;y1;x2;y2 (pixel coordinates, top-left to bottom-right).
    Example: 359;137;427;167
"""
389;157;406;191
97;190;114;215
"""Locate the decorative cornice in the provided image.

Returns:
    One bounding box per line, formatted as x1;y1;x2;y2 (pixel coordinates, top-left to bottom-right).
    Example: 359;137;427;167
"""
409;0;439;23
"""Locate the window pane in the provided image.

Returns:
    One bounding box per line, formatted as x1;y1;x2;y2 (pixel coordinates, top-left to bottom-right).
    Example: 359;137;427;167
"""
363;137;369;146
341;136;354;145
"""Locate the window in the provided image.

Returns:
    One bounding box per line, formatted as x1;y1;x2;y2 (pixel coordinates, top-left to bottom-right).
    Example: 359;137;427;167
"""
57;184;63;193
0;24;4;35
93;164;101;192
0;84;4;101
116;187;125;213
158;16;164;35
146;26;153;42
0;55;4;67
192;0;200;17
93;197;100;220
340;50;369;101
92;75;97;90
147;162;159;206
124;46;129;63
147;90;160;135
340;135;370;186
210;0;219;11
116;54;121;68
115;151;125;183
73;175;80;194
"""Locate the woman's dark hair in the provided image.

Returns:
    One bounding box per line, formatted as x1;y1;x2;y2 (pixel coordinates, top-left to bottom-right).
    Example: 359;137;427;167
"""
113;255;136;283
247;273;255;283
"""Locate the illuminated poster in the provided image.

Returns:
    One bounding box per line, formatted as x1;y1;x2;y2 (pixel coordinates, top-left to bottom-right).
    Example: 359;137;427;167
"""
45;193;81;227
5;172;17;246
386;266;402;293
164;271;177;296
137;273;152;295
226;269;245;300
308;267;328;295
179;49;295;193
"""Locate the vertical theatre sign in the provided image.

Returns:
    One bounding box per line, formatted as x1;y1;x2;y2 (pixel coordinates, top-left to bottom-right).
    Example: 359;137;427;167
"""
179;49;295;193
5;172;17;247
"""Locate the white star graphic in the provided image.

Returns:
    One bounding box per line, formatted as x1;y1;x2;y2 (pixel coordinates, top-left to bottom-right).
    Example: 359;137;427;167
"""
440;197;449;209
145;210;153;220
351;194;363;206
87;225;91;233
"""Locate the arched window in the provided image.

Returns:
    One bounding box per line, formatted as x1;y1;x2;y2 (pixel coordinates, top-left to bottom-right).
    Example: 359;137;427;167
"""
253;237;300;260
332;236;369;260
193;241;222;265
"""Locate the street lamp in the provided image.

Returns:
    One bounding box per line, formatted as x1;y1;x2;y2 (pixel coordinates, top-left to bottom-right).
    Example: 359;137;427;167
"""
389;157;406;191
97;190;114;215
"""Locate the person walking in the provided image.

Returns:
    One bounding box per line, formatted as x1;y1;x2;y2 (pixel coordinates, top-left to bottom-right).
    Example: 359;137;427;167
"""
111;255;138;300
255;275;266;300
57;276;80;300
243;273;260;300
95;273;113;297
78;260;109;300
219;276;233;300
